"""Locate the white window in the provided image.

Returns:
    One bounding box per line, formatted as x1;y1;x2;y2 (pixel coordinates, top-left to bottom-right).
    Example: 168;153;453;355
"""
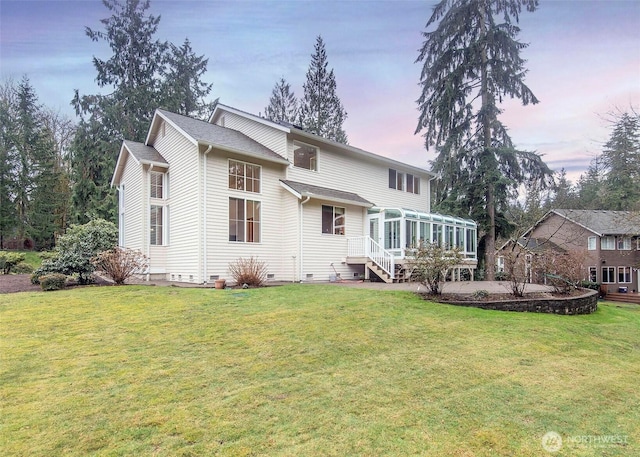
588;266;597;283
229;198;261;243
150;205;163;245
617;237;631;250
587;236;596;250
293;141;318;171
388;168;405;191
229;160;261;193
601;236;615;250
150;171;164;199
322;205;345;235
497;256;505;273
601;267;615;283
618;266;631;283
406;174;420;194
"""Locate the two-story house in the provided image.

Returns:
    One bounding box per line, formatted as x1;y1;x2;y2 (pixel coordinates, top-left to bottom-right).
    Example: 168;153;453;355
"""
520;209;640;293
111;104;477;284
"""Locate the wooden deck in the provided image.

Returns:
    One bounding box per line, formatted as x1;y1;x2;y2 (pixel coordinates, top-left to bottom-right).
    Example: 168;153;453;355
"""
604;292;640;305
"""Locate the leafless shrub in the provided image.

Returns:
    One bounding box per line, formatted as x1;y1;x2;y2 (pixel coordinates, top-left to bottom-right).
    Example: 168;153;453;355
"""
228;256;268;287
540;249;589;294
93;247;148;285
408;242;463;295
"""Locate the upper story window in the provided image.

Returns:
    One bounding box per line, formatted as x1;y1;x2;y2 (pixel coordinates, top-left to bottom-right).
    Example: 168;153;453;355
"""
407;174;420;194
601;236;615;250
229;160;261;193
322;205;345;235
389;168;419;194
587;236;596;250
293;141;318;171
229;197;261;243
617;237;631;250
150;171;164;199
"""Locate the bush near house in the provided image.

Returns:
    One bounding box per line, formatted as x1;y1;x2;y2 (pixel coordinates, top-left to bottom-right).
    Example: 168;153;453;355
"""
93;247;148;285
32;219;118;285
228;256;268;287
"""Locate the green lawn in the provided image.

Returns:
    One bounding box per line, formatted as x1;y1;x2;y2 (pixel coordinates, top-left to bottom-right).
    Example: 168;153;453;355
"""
1;285;638;456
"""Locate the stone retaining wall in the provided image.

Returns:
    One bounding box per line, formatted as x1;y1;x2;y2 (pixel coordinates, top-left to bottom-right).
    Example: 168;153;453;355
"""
428;289;598;315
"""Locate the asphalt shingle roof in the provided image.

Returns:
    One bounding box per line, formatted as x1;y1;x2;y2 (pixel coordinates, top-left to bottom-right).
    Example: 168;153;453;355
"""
553;209;640;236
157;109;287;163
123;140;168;165
281;180;373;207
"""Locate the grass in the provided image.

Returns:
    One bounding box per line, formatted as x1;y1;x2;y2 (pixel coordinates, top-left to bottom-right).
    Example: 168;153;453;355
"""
1;285;638;456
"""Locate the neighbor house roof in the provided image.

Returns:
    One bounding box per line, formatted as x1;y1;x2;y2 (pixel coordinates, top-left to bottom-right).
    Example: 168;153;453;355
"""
515;237;565;253
551;209;640;236
280;180;374;208
154;109;289;165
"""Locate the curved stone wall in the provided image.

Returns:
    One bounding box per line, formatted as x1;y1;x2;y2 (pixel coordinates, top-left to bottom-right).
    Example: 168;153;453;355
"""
426;288;598;315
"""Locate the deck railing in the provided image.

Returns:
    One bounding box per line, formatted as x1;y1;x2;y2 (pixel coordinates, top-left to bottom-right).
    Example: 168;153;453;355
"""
348;236;395;279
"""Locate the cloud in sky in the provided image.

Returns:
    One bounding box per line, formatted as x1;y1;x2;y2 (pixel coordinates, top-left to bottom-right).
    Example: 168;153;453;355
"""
1;0;638;185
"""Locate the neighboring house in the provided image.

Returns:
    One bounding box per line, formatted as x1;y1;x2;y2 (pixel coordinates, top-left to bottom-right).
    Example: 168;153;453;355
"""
111;104;478;284
511;209;640;293
497;237;565;284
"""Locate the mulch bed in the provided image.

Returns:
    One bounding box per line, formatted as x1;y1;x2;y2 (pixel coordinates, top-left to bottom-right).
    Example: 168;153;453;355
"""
0;274;111;294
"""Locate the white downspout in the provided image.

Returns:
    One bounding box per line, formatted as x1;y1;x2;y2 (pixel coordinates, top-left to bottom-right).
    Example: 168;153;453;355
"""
299;196;311;282
203;145;213;284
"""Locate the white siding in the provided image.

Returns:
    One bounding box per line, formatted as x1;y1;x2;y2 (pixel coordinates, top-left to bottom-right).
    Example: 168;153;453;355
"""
203;151;292;283
119;154;144;251
149;121;201;282
300;199;366;281
285;137;431;216
218;112;289;159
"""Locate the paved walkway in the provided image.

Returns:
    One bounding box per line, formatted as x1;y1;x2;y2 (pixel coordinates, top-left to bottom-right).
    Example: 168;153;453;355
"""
131;277;553;295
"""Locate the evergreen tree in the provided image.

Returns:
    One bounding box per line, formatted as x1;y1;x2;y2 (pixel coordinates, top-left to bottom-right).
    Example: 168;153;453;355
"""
551;168;577;208
264;78;299;124
299;36;348;144
416;0;553;280
161;38;215;120
0;80;18;248
601;110;640;210
574;155;605;210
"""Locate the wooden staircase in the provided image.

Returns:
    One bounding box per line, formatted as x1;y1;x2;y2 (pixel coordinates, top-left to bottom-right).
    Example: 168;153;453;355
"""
366;261;411;284
603;292;640;305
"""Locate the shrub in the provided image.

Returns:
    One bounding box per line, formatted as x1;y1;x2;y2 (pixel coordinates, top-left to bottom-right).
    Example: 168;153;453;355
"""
93;247;148;285
228;256;268;287
39;273;67;291
408;242;463;295
33;219;118;285
0;251;27;274
472;289;490;300
30;273;41;285
13;262;34;274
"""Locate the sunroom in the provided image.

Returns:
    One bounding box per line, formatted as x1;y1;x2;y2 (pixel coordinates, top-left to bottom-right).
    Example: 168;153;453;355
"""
347;207;478;282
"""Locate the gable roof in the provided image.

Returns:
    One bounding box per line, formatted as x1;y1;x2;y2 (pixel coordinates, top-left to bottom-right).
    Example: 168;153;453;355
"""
212;103;435;178
152;109;289;165
280;180;374;208
111;140;168;187
551;209;640;236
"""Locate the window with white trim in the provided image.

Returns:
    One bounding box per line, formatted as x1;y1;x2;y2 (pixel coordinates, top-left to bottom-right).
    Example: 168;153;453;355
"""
617;237;631;250
497;256;505;273
406;174;420;194
618;266;631;283
322;205;345;235
293;141;318;171
588;266;597;283
150;171;164;198
118;185;125;246
587;236;596;250
601;267;615;283
150;205;163;245
601;236;615;250
229;198;261;243
229;160;261;193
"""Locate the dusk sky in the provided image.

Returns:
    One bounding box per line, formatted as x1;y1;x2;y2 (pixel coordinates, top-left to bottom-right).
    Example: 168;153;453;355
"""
1;0;639;184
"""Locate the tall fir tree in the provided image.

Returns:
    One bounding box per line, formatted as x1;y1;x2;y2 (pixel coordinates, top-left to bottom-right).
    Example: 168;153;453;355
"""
299;36;348;144
416;0;553;280
601;110;640;211
161;38;215;120
264;78;299;124
0;80;18;248
574;155;605;210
